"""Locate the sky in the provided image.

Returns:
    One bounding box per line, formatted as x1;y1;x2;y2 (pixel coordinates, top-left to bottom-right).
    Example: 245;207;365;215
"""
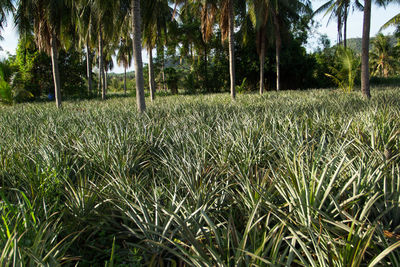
0;2;399;74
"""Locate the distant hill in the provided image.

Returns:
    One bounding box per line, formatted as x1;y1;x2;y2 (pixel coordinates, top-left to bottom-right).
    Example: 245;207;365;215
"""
344;36;397;54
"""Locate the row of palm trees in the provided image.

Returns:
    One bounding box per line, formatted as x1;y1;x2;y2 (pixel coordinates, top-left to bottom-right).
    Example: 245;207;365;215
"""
0;0;398;111
6;0;144;110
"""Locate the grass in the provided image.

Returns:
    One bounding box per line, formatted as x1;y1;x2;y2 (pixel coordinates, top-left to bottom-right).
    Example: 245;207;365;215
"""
1;87;400;266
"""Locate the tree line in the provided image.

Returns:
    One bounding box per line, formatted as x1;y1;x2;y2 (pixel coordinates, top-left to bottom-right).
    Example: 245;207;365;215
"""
0;0;399;111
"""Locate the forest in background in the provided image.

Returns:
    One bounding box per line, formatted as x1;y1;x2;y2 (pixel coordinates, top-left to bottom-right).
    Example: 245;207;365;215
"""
0;0;399;105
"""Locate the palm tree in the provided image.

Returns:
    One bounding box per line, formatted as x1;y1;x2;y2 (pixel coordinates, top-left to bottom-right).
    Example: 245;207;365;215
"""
172;1;203;90
75;0;99;96
248;0;271;95
248;0;311;93
117;38;133;95
0;0;13;45
271;0;311;91
142;0;172;101
220;0;236;99
15;0;72;108
361;0;371;98
103;43;116;93
174;0;236;97
196;0;217;92
361;0;388;98
380;0;400;32
132;0;146;112
314;0;363;47
142;22;156;100
381;13;400;30
92;0;117;100
370;33;397;77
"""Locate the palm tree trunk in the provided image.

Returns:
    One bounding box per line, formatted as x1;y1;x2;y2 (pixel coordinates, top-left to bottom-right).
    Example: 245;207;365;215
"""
337;15;343;45
162;54;167;92
86;41;92;96
275;43;281;92
99;28;105;100
273;13;281;92
361;0;371;98
148;47;155;101
344;3;348;48
204;43;209;92
98;57;101;95
161;63;167;91
190;43;195;71
259;30;266;95
105;69;108;93
124;67;127;95
228;0;236;100
50;33;62;108
158;46;167;91
132;0;146;112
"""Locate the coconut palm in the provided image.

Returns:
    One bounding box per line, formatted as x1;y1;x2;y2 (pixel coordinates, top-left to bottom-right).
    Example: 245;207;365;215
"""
248;0;311;93
271;0;311;91
370;33;398;77
142;0;172;101
194;0;217;92
103;43;116;93
380;0;400;36
172;1;203;92
0;0;13;44
15;0;73;108
361;0;388;98
92;0;118;100
174;0;236;98
142;23;156;100
117;37;133;95
132;0;146;112
361;0;371;98
314;0;363;48
203;0;236;98
248;0;271;94
381;13;400;31
75;0;99;96
220;0;236;99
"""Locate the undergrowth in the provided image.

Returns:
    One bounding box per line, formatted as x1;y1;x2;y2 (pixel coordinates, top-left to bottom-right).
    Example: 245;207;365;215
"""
1;87;400;266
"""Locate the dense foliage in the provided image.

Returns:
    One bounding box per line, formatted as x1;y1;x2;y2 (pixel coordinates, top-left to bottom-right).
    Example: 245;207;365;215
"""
0;37;88;101
0;1;399;102
1;88;400;265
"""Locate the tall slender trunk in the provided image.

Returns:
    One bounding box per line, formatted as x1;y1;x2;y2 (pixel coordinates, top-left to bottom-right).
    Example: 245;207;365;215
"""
105;69;108;93
86;41;92;96
361;0;371;98
228;0;236;100
273;13;281;92
275;43;281;92
344;4;348;48
132;0;146;112
161;63;167;91
204;43;209;92
99;27;105;100
148;47;155;101
190;43;195;71
259;30;266;95
161;50;167;91
337;15;343;45
50;33;62;108
124;67;127;95
98;57;101;95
